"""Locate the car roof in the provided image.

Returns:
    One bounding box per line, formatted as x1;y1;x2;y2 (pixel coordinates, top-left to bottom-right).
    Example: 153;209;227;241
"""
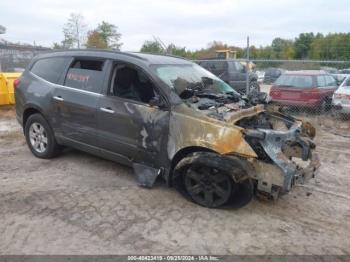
33;49;193;65
284;70;328;76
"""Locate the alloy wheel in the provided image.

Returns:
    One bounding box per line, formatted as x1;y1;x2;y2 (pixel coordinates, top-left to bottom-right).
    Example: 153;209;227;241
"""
29;122;48;153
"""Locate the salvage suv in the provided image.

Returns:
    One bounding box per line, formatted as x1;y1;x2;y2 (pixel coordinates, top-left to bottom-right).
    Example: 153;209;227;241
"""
15;50;320;208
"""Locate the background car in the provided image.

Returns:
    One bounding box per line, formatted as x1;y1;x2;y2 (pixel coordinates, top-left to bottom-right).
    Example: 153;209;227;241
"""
339;68;350;74
321;66;347;85
196;59;260;94
332;76;350;114
263;67;285;84
269;70;338;112
256;70;265;83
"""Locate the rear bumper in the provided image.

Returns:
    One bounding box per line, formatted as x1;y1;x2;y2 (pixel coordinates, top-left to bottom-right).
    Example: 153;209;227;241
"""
332;100;350;114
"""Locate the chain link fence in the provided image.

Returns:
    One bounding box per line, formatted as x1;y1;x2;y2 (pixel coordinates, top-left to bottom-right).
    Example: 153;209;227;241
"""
194;57;350;133
0;43;50;72
252;59;350;131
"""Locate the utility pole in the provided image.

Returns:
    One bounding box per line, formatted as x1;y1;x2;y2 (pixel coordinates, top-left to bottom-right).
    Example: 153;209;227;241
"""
246;36;250;94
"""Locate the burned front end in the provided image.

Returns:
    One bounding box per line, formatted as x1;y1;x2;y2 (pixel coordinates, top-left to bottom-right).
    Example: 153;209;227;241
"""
235;109;320;199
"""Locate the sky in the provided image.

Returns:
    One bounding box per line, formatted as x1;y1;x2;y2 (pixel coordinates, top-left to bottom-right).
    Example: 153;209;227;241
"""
1;0;350;51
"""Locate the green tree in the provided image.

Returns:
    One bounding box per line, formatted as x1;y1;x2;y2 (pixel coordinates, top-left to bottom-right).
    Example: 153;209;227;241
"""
271;38;295;59
85;30;108;49
294;33;316;59
62;13;87;49
140;40;164;53
96;21;122;50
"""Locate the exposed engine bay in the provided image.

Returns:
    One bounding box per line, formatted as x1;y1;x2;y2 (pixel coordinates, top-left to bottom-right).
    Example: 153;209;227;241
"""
179;86;320;200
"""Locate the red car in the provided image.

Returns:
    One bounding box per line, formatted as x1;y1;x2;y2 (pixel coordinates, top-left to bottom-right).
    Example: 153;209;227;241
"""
269;70;338;110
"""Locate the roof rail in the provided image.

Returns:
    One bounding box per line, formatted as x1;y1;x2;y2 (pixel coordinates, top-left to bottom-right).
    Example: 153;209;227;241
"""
48;48;148;61
131;51;191;62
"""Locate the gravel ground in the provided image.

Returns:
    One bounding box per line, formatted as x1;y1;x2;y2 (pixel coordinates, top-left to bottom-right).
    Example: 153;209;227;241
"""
0;106;350;255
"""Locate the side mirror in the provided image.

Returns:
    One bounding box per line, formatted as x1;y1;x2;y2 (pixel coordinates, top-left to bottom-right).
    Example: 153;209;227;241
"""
149;96;167;109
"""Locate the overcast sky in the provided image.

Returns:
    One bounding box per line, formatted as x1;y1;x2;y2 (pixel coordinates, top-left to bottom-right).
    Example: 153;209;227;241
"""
1;0;349;51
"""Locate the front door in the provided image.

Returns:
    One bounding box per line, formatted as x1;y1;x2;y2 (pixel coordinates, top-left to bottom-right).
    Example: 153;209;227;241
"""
97;62;170;166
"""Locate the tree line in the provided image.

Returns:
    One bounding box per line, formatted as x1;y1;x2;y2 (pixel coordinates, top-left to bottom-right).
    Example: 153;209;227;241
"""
52;13;122;50
2;14;350;62
141;33;350;61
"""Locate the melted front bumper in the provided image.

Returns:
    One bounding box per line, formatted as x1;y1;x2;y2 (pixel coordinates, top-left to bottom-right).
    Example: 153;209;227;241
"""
252;123;320;197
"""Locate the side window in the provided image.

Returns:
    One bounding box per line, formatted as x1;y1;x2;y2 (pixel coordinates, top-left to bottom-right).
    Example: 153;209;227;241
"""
110;64;157;104
64;59;105;93
228;61;237;72
211;61;227;71
30;57;69;84
325;75;336;86
317;75;326;87
234;62;244;72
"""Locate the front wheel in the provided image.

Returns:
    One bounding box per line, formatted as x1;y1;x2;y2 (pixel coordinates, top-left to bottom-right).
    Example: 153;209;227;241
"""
173;152;254;208
184;165;234;208
25;113;61;159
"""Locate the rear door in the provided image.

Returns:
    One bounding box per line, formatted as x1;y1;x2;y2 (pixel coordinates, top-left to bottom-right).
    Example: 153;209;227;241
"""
53;57;108;147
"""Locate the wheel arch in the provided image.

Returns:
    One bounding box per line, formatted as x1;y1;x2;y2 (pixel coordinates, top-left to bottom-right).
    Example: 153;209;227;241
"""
22;104;46;132
167;146;217;186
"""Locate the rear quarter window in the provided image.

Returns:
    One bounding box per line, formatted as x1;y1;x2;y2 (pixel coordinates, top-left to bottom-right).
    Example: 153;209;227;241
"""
30;57;70;84
64;59;105;93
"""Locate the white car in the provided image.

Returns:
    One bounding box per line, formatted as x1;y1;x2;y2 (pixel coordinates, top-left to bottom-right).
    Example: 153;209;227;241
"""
256;70;265;83
332;76;350;114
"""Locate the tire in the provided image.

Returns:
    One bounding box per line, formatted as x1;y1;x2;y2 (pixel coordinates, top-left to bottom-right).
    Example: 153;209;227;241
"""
24;113;61;159
318;98;332;115
173;152;253;208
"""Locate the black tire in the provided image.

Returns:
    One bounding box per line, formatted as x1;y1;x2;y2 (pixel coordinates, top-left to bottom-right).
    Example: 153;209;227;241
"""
173;152;253;208
24;113;61;159
318;98;332;115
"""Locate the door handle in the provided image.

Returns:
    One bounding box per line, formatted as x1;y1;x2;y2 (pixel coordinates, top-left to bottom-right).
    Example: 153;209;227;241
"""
100;107;115;114
53;96;64;102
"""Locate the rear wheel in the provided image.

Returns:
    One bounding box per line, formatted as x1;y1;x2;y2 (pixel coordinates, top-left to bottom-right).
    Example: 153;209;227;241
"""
25;113;61;159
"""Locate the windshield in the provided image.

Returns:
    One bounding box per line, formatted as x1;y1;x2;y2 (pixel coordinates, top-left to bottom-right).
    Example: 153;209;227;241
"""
275;74;314;88
152;64;240;97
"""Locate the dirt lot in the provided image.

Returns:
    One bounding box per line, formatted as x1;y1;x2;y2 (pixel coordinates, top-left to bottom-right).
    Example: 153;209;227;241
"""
0;106;350;255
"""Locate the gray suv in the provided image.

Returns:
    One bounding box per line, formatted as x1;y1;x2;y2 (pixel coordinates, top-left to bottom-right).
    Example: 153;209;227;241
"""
196;59;260;94
15;50;320;208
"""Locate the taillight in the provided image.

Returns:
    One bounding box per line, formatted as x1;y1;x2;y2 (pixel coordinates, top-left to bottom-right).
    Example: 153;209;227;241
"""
13;78;21;88
334;93;350;100
334;93;342;99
